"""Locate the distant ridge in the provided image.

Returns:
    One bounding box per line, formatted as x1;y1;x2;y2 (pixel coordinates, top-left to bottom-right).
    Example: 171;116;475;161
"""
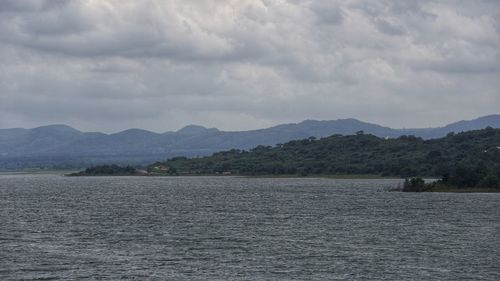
1;115;499;170
176;125;219;135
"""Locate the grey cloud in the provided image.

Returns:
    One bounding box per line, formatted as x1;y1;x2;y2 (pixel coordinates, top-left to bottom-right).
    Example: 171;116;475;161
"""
309;1;344;25
0;0;499;132
412;58;500;74
1;1;235;60
0;0;67;12
373;18;406;36
18;3;91;36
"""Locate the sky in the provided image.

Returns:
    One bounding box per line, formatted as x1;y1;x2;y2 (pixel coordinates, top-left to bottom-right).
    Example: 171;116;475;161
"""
0;0;499;133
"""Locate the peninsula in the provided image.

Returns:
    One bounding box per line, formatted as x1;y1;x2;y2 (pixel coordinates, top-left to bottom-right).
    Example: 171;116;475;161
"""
69;128;500;192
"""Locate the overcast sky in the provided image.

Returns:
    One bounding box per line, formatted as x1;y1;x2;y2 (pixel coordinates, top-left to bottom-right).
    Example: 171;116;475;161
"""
0;0;499;133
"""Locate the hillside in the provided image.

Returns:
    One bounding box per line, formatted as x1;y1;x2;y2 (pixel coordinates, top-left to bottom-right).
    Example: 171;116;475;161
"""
1;115;499;170
150;128;500;180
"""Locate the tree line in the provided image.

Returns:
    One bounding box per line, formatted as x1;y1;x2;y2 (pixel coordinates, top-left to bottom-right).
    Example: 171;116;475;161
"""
149;128;500;189
75;128;500;190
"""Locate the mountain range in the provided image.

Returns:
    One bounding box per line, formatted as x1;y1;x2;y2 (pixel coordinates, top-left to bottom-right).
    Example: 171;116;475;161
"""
1;115;499;170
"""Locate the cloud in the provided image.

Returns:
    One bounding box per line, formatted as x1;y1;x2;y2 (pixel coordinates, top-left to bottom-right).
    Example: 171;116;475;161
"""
0;0;499;132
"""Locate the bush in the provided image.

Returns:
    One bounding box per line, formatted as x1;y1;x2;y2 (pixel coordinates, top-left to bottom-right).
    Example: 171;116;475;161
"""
478;175;500;189
403;177;426;192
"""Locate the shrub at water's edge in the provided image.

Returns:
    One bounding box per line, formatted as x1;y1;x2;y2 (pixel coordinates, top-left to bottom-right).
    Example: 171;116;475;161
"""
67;165;142;176
402;177;428;192
403;167;500;192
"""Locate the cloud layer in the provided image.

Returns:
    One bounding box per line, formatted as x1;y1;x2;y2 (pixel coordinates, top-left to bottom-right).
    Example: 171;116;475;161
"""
1;0;499;132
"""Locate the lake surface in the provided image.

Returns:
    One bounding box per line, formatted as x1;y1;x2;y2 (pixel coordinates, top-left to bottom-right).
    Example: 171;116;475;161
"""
1;174;499;280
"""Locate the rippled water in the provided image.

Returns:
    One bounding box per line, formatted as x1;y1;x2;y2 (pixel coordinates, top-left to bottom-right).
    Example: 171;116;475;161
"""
1;174;499;280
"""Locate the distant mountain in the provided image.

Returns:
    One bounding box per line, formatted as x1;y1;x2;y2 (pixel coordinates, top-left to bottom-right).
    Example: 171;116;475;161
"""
176;125;219;135
1;115;499;170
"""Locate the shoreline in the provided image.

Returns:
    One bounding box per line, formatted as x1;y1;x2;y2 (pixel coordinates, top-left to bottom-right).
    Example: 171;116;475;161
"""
0;170;79;176
3;172;498;193
426;187;500;193
65;172;402;179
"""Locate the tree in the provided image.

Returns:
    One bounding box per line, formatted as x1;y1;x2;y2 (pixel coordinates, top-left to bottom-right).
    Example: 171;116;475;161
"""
403;177;426;192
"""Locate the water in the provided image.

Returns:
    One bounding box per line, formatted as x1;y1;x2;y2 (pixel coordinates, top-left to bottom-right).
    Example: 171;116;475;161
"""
1;174;499;280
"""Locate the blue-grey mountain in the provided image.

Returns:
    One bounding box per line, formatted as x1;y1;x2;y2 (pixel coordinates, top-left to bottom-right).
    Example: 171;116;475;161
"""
1;115;499;170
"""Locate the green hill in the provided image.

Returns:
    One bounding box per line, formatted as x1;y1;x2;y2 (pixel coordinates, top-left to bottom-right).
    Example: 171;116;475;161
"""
3;115;500;170
149;128;500;184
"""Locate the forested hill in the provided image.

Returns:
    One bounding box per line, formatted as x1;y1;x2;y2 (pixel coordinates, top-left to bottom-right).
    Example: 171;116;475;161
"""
2;115;500;170
149;127;500;178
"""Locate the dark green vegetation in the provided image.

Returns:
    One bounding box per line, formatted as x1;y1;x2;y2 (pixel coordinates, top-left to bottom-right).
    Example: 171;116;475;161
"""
67;165;138;176
402;177;427;192
2;115;500;170
71;128;500;191
152;127;500;179
403;171;500;192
